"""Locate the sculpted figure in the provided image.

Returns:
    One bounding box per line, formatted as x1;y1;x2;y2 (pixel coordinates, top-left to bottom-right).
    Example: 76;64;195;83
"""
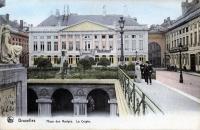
0;25;22;64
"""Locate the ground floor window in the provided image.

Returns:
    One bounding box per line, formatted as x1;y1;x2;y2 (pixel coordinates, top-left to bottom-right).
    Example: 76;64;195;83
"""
95;55;99;62
68;55;73;64
109;55;114;64
76;55;80;64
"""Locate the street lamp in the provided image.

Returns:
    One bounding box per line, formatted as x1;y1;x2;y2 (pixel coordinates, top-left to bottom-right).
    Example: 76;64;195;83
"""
136;51;138;61
164;52;167;68
118;16;125;65
179;44;183;83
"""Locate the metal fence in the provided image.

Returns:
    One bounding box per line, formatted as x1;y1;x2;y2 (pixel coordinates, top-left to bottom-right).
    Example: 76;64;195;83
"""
118;68;164;115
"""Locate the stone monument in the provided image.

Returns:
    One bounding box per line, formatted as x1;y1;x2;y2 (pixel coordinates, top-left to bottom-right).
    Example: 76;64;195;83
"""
0;24;27;116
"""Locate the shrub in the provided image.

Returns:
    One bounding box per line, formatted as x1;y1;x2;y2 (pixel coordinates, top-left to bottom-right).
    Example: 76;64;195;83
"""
97;57;111;67
78;58;92;71
126;63;135;71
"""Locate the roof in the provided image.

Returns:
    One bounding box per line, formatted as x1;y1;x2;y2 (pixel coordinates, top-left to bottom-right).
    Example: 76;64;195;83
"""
168;1;200;30
38;14;140;27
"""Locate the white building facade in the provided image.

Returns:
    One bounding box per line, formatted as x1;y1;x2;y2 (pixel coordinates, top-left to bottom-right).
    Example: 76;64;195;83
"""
165;0;200;71
29;14;148;67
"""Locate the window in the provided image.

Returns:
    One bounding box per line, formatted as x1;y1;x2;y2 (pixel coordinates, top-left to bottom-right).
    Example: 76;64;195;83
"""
62;41;66;50
132;35;136;38
94;35;98;39
61;35;66;39
124;40;129;50
47;42;51;51
102;35;106;39
76;55;79;64
54;56;58;64
183;37;185;46
186;27;189;32
69;41;73;51
47;36;51;39
68;34;73;39
125;57;129;62
33;41;37;51
139;35;143;38
132;40;136;50
33;36;37;39
95;55;99;62
76;41;80;51
194;32;197;45
125;35;129;38
40;36;44;39
109;41;113;50
109;55;114;64
47;55;51;61
40;41;44;51
84;35;90;39
95;41;99;49
190;33;193;45
109;35;113;39
33;55;37;65
117;40;121;50
54;36;58;39
186;36;189;45
68;55;73;64
54;42;58;51
139;40;143;50
102;41;106;50
75;34;80;39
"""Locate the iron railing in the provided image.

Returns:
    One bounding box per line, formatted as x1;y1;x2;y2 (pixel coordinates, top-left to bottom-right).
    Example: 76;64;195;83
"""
118;68;164;115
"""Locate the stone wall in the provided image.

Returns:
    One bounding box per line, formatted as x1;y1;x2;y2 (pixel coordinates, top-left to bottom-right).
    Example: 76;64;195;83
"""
0;64;27;116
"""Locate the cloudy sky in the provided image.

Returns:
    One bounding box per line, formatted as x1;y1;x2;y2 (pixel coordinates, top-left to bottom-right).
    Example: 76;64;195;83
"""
0;0;187;26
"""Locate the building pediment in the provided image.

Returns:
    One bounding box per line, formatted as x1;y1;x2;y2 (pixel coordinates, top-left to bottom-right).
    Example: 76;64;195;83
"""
61;21;114;32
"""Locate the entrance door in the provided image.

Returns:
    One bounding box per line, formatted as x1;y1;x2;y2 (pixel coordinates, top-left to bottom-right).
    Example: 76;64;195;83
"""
84;41;91;51
190;54;196;71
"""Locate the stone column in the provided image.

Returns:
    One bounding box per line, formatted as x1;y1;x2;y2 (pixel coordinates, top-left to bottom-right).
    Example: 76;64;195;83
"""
36;98;52;117
72;98;88;116
108;99;118;116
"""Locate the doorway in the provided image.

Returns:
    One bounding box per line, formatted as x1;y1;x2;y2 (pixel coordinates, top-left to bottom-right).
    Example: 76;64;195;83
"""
190;54;196;71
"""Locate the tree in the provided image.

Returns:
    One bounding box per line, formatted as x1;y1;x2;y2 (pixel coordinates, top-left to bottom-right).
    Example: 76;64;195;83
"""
89;57;96;65
34;57;52;79
35;57;52;69
97;57;111;67
78;58;92;72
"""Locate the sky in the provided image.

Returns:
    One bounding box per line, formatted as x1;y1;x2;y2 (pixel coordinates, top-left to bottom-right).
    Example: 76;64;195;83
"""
0;0;188;27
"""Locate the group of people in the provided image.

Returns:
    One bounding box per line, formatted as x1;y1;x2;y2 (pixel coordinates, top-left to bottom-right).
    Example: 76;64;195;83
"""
135;61;153;85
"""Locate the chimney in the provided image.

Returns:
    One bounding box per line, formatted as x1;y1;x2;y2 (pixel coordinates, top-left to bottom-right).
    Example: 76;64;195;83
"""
6;13;9;23
20;20;23;30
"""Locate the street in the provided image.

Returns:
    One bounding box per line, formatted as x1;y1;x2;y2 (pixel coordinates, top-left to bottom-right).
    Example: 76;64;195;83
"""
156;70;200;99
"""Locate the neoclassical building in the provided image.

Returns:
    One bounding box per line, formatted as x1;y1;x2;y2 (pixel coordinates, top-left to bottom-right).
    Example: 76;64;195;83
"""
165;0;200;71
29;14;148;67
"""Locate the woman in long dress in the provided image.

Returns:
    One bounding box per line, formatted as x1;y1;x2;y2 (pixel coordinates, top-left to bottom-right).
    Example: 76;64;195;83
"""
0;25;22;64
135;62;142;83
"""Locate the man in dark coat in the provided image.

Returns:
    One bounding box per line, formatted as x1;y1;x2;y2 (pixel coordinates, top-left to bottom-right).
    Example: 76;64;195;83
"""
140;63;145;79
147;64;153;85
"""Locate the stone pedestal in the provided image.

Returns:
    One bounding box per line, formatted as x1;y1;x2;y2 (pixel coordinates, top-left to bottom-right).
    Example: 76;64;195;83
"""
0;64;27;116
108;99;118;116
36;98;52;117
72;98;88;116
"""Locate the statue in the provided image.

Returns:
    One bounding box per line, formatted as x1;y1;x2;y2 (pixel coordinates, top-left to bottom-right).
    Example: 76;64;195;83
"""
0;25;22;64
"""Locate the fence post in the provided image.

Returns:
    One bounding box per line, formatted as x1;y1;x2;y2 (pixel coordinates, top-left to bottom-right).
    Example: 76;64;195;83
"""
142;93;146;115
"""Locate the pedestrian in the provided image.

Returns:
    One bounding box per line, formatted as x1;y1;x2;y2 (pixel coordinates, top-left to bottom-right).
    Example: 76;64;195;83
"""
63;60;68;74
147;63;153;85
140;63;145;79
144;64;148;84
135;62;142;83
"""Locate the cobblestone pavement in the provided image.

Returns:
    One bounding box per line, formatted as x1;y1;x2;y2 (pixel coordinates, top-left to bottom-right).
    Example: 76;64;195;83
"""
156;70;200;99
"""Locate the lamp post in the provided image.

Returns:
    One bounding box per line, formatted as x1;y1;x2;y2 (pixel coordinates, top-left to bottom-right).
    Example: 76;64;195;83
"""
179;44;183;83
164;52;167;67
118;17;125;65
136;51;138;61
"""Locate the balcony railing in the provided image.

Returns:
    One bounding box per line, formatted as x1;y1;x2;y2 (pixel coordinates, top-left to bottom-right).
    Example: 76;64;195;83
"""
118;68;164;115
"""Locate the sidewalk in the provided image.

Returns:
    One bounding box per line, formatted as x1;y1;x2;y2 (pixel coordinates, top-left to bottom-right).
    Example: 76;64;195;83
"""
133;79;200;114
183;71;200;77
